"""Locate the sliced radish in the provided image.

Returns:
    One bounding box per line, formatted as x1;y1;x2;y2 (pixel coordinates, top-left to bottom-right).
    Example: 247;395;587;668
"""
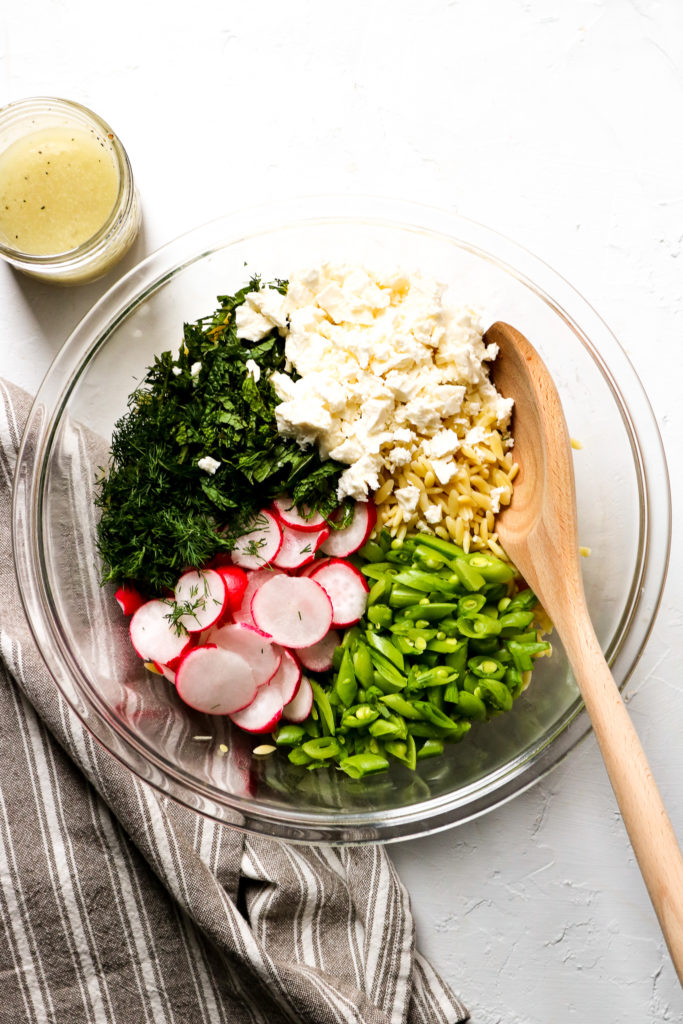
209;622;281;687
320;501;377;557
159;664;177;684
229;681;284;734
130;599;191;665
297;629;341;672
174;569;228;632
282;675;314;723
214;565;249;612
233;567;285;626
175;644;257;715
272;522;330;570
271;497;327;532
115;584;146;616
310;559;369;627
232;511;282;569
297;556;333;578
271;647;302;704
251;575;333;648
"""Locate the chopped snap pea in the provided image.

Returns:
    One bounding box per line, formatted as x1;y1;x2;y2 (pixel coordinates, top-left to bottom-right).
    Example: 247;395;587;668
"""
268;525;548;779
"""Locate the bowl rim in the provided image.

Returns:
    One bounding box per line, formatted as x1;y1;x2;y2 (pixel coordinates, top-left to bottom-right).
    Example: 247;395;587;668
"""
12;195;672;843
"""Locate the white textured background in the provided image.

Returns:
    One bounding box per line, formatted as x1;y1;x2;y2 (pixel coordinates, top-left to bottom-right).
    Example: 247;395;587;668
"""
2;1;682;1020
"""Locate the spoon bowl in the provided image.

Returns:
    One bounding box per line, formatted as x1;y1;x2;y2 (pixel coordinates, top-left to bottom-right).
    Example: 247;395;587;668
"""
486;320;683;983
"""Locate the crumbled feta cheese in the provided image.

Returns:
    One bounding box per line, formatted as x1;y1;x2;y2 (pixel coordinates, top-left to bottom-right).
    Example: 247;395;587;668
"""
172;366;182;376
422;429;460;460
197;456;221;475
245;359;261;382
235;287;288;342
190;361;202;377
424;504;443;524
267;264;511;502
394;484;421;520
430;457;457;485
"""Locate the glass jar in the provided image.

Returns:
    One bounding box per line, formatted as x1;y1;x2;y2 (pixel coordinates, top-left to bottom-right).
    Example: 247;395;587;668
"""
0;97;141;284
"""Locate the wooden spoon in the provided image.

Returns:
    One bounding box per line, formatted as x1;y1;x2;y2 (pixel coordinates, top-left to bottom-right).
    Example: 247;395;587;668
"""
486;320;683;983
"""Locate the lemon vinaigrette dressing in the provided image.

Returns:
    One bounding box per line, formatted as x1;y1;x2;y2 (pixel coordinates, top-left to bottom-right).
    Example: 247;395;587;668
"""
0;125;119;255
0;97;140;283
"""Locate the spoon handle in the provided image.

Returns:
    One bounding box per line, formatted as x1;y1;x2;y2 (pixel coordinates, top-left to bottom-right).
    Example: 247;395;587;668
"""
563;617;683;984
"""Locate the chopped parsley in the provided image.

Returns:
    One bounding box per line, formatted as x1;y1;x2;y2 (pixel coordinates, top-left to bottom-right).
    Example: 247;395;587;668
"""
95;278;348;592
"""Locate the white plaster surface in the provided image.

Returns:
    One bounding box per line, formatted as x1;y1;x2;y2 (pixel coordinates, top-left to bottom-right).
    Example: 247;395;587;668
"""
2;1;682;1019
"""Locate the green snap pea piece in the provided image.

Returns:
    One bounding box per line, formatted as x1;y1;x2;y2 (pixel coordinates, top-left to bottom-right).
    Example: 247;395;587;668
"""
274;724;306;746
468;655;506;680
389;585;426;609
369;718;402;738
331;645;344;672
386;733;417;771
338;753;390;779
393;569;458;595
457;593;487;617
361;562;394;580
444;641;468;674
380;693;423;719
393;635;418;656
507;640;550;672
335;648;358;708
368;576;393;606
505;588;539;613
358;540;387;563
498;610;536;633
456;690;488;720
465;552;516;583
352;643;375;687
342;704;379;728
417;738;445;760
413;534;466;561
403;602;458;621
443;681;460;704
427;637;463;654
456;614;502;639
302;736;341;760
341;625;361;650
475;678;513;711
412;700;461;732
413;544;447;567
385;548;414;565
367;604;393;628
365;631;405;670
498;596;512;613
450;558;486;592
310;679;336;735
288;747;313;766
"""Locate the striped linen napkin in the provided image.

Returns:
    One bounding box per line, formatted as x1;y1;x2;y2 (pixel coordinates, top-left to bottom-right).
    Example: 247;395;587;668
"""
0;379;468;1024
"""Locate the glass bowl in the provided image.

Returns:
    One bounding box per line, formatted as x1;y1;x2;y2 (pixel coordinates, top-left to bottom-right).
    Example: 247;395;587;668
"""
12;197;670;843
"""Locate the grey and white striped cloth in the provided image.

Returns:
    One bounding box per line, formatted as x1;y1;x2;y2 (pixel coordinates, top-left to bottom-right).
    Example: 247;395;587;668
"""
0;379;468;1024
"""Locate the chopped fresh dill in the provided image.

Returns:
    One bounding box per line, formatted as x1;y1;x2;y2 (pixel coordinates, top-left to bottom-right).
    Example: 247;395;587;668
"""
95;278;352;592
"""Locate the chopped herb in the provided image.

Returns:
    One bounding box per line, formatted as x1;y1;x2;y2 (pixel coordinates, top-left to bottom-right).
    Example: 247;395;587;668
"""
95;278;351;591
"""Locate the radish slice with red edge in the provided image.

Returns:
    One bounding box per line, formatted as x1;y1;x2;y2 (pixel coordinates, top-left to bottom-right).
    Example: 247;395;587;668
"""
282;675;313;723
271;497;327;532
297;556;332;578
271;647;302;704
208;622;281;687
174;569;227;632
272;523;330;570
320;501;377;557
130;599;191;665
229;680;284;734
214;565;249;612
175;644;257;715
297;629;341;672
115;584;145;616
232;510;282;569
233;567;285;626
310;559;369;627
251;575;333;648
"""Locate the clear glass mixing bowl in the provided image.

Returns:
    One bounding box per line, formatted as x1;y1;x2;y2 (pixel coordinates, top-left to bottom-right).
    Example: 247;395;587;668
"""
12;197;670;843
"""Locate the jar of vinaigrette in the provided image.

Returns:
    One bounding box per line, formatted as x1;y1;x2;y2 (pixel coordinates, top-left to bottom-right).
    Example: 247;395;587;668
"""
0;97;140;284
